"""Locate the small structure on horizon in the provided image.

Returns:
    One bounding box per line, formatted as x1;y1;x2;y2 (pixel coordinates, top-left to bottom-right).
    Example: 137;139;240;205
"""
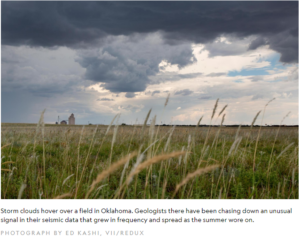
69;113;75;125
60;120;67;125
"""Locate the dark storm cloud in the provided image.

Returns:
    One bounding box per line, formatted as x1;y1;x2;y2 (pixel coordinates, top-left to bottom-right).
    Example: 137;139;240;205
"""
76;34;195;92
2;1;298;63
175;89;193;96
248;36;268;50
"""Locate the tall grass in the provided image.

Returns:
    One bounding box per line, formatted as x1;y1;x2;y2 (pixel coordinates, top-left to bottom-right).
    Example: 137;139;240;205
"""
1;98;298;199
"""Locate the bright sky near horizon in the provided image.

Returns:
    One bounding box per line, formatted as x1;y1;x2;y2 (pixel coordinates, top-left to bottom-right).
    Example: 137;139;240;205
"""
1;1;298;125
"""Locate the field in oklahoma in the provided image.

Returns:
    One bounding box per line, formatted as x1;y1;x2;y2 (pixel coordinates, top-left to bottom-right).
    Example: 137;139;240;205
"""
1;116;298;199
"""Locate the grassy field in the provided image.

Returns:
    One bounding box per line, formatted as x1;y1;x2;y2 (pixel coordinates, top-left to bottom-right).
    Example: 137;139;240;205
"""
1;104;298;199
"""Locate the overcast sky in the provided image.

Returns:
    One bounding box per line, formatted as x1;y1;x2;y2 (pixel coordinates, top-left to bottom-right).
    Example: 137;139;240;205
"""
1;1;298;125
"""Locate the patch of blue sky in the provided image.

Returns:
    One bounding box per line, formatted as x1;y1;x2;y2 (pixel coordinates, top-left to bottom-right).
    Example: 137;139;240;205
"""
228;53;287;77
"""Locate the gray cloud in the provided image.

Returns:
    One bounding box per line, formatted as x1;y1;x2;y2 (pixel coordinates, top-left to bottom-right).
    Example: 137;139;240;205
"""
199;96;212;100
251;94;264;100
97;98;114;101
206;73;226;77
76;34;195;92
204;36;250;57
118;104;144;112
248;36;268;50
267;31;299;63
175;89;193;96
151;90;160;96
2;2;298;63
125;92;136;98
149;72;202;85
249;76;264;82
1;45;85;97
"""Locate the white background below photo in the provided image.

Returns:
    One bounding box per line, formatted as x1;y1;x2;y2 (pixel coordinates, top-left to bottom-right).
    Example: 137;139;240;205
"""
0;200;298;238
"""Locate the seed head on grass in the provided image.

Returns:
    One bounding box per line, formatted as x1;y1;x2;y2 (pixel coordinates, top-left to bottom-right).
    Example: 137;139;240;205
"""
62;174;74;186
280;111;291;124
141;109;152;136
86;152;137;198
228;136;243;158
18;183;27;199
126;151;186;186
164;125;175;152
149;115;156;140
218;105;228;117
172;165;220;198
1;143;11;149
53;193;73;199
221;114;226;126
265;98;275;107
251;110;261;127
105;113;119;135
211;98;219;120
196;116;204;127
277;142;294;159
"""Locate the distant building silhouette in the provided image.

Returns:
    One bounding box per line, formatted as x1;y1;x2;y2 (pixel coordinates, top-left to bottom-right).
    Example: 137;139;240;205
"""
69;113;75;125
60;120;67;125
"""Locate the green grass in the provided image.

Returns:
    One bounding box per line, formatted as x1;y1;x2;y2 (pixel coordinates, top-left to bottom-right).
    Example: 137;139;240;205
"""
1;109;298;199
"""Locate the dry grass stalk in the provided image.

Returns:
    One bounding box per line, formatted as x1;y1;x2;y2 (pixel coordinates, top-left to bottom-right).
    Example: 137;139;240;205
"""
53;193;73;199
149;115;156;141
221;114;226;126
164;93;170;107
234;124;242;141
254;98;275;172
164;125;175;152
228;136;242;157
62;174;74;186
75;125;85;198
153;93;171;152
1;144;11;149
141;109;152;137
173;165;219;198
126;151;186;186
1;161;15;172
251;111;261;127
105;114;119;135
277;142;294;159
1;169;12;172
86;152;137;198
196;116;204;127
18;183;27;199
218;105;228;117
266;98;276;107
89;115;121;185
211;98;219;120
268;111;291;170
1;161;15;165
76;125;98;197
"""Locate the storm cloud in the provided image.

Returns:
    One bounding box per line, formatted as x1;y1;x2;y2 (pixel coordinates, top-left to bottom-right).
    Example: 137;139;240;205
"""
76;33;195;92
2;1;298;63
1;2;298;125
